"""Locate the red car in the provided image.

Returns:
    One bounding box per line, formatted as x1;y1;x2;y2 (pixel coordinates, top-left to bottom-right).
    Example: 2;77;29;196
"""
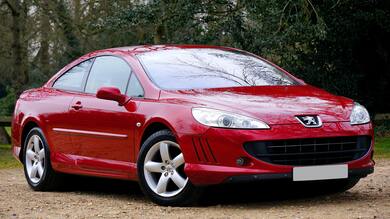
11;45;374;206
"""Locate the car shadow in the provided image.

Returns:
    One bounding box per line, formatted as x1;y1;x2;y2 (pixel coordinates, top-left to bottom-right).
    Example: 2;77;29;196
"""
200;180;334;206
54;175;367;207
55;174;144;198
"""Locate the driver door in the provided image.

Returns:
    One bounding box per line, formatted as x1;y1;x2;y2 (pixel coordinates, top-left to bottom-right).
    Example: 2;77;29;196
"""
69;56;135;174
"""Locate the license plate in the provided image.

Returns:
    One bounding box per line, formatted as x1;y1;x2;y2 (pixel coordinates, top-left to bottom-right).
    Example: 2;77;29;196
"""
293;164;348;181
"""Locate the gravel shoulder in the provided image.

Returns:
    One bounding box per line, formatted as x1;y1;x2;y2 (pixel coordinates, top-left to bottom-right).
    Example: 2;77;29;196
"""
0;160;389;219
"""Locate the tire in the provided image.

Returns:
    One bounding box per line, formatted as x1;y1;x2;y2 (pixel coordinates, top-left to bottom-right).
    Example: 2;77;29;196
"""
137;130;202;206
23;127;63;191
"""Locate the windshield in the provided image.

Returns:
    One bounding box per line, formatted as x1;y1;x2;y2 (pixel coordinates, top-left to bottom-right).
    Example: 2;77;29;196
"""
137;48;298;90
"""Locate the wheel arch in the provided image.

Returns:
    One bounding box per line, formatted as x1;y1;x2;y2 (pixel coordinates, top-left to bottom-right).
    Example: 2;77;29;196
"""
19;117;44;161
139;118;177;149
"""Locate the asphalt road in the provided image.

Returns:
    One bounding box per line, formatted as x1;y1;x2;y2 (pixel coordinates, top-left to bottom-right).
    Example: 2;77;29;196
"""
0;160;389;219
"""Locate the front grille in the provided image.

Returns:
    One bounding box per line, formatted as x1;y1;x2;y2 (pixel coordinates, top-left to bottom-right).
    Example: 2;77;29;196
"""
244;136;371;166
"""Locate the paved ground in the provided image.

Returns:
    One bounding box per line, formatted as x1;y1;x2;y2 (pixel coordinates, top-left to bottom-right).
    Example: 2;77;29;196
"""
0;160;389;219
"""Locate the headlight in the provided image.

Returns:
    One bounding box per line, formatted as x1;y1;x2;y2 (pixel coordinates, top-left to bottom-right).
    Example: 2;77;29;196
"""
350;103;370;125
192;108;270;129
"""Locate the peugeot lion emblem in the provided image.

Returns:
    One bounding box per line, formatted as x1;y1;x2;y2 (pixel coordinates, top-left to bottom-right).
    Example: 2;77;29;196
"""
296;115;322;128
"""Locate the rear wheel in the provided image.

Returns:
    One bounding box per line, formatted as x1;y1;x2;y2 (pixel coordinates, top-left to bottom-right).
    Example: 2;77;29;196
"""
23;127;62;191
137;130;202;206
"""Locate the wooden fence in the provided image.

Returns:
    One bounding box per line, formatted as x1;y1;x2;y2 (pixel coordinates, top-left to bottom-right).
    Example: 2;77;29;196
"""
374;114;390;121
0;114;389;144
0;116;11;127
0;117;11;144
0;114;389;128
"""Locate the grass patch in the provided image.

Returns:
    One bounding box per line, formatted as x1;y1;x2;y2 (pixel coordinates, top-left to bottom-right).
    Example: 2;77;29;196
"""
5;126;11;136
375;137;390;158
0;144;21;169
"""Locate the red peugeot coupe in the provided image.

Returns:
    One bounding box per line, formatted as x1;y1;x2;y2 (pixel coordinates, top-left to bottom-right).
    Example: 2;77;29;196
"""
11;45;374;206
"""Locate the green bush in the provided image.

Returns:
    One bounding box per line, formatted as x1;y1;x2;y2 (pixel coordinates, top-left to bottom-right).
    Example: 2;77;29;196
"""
375;121;390;137
0;88;16;116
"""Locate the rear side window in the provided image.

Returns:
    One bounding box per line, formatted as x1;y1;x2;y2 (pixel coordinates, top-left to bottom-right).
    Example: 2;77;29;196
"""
52;59;93;92
85;56;131;94
126;74;144;97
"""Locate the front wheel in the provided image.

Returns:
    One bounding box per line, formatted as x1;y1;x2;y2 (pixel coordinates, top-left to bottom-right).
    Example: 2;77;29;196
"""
137;130;202;206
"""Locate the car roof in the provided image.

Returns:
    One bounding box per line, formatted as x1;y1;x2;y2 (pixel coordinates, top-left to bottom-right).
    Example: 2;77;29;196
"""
97;44;238;55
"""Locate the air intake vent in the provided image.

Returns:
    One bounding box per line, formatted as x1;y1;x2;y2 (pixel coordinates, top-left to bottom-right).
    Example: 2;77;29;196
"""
191;137;217;163
244;136;371;166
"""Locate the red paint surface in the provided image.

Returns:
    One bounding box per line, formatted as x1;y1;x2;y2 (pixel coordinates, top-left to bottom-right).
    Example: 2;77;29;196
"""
12;45;374;185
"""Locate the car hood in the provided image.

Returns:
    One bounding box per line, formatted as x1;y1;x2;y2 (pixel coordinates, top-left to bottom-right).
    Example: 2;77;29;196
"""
161;85;354;125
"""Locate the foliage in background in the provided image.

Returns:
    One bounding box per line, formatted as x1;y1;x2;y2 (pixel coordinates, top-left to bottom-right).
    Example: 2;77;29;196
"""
375;121;390;137
0;0;389;116
0;88;16;116
289;1;390;113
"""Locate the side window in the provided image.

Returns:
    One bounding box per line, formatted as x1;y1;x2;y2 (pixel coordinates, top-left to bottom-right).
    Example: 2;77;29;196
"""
126;74;144;97
52;59;92;92
85;56;131;94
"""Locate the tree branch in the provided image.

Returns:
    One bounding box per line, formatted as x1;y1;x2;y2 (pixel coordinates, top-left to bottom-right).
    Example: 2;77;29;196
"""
4;0;18;15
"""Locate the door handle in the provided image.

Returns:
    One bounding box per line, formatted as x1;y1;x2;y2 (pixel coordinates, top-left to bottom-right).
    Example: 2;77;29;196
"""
71;101;83;110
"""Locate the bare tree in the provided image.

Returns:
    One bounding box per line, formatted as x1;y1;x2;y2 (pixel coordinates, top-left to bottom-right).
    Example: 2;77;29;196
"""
3;0;29;94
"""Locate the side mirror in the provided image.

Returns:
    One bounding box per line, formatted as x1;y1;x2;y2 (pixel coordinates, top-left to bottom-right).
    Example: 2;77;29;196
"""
96;87;128;106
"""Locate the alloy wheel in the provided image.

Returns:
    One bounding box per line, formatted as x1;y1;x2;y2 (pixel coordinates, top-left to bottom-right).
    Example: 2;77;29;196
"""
143;140;188;197
25;135;45;184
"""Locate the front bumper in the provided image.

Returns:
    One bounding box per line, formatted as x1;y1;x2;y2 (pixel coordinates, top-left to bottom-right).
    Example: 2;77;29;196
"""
224;166;374;184
179;122;375;186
